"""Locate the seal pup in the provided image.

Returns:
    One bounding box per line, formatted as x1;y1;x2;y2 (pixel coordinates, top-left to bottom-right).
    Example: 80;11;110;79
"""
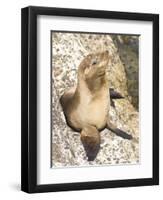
60;51;132;161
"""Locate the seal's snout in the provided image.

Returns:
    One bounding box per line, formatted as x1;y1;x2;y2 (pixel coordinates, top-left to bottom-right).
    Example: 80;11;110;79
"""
99;50;109;60
103;50;109;58
101;50;109;55
96;51;109;71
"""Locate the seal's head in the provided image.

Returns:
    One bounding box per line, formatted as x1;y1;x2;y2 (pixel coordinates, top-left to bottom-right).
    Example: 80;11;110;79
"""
78;51;110;91
78;51;109;78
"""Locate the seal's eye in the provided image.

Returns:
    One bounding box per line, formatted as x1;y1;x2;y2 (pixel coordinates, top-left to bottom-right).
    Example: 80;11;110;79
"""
92;61;97;65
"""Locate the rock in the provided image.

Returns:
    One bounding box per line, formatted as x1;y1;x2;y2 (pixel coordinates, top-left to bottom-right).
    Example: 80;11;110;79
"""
51;32;139;167
111;35;139;109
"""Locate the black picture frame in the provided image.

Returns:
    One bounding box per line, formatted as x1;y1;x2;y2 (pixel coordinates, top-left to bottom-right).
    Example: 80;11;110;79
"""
21;6;159;193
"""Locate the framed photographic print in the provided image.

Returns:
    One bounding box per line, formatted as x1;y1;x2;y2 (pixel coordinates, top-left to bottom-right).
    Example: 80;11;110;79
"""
21;6;159;193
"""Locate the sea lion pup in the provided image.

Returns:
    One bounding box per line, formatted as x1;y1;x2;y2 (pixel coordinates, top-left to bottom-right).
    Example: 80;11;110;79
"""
60;51;132;161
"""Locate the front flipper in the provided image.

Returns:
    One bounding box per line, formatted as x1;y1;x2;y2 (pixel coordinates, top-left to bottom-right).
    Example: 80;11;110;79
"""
80;125;101;161
109;88;124;99
106;121;133;140
110;99;115;108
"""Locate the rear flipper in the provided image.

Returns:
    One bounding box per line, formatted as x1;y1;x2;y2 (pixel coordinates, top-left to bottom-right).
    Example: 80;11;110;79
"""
106;121;133;140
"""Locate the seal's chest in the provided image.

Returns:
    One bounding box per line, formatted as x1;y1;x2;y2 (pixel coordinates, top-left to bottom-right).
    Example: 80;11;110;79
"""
78;92;109;129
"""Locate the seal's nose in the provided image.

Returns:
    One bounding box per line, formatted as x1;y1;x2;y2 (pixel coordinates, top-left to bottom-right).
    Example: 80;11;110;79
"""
103;50;109;56
104;50;109;58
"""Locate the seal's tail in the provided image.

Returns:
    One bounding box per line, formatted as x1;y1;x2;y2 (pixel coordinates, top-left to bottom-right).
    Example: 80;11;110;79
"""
107;122;133;140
